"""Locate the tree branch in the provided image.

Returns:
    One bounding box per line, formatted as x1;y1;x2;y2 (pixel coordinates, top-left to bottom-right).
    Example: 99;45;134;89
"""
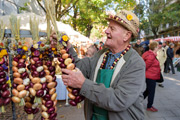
36;0;46;13
60;0;79;18
5;0;23;8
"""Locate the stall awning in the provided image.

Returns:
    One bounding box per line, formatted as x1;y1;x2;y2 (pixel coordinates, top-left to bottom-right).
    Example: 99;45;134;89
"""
164;36;180;41
154;36;180;42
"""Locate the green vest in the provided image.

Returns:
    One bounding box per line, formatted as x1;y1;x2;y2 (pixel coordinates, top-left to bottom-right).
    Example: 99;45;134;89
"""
92;69;114;120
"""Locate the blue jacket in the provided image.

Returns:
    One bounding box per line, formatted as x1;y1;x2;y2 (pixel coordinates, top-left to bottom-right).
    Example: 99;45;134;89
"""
167;47;174;59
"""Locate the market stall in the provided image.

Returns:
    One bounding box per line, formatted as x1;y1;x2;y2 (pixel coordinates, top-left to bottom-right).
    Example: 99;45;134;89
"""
154;36;180;42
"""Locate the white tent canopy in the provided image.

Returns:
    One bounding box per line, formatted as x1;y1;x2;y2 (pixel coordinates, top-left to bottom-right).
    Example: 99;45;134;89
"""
0;13;92;44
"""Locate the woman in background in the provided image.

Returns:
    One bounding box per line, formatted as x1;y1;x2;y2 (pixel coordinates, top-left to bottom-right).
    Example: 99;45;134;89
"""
142;41;161;112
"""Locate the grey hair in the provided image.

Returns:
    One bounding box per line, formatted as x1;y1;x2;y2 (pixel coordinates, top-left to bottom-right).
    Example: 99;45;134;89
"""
169;43;174;47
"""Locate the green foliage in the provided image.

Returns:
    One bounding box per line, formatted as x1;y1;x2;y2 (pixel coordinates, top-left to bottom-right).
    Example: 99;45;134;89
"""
137;0;180;38
62;0;137;38
19;2;30;13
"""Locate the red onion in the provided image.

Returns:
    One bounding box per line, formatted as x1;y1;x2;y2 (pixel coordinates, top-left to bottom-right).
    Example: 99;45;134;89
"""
25;107;33;114
25;85;30;90
74;95;85;103
29;82;34;88
72;89;80;96
49;66;55;72
33;108;39;114
0;66;4;72
17;63;26;68
2;83;9;91
60;63;66;68
32;71;39;77
2;90;10;98
0;71;6;78
35;60;43;67
12;83;18;88
21;72;28;79
46;61;52;67
47;107;55;114
43;94;51;101
4;97;11;105
36;89;44;97
49;113;57;119
31;65;37;71
69;100;77;106
52;76;56;81
45;100;53;108
42;83;47;90
0;78;6;84
33;57;40;62
39;71;46;78
58;58;64;63
50;71;55;77
13;57;19;62
33;50;40;57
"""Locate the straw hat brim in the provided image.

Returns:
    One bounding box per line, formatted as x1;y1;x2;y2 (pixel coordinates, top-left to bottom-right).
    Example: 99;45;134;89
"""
106;18;137;38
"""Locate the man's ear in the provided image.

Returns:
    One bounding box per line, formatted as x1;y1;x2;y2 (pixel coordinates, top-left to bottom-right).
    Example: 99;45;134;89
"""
123;31;132;42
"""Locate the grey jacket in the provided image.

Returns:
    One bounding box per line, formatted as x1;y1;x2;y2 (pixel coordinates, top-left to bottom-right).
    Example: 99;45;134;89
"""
69;47;146;120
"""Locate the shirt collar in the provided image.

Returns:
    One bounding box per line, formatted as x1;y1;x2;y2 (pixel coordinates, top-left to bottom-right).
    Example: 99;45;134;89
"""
108;51;122;58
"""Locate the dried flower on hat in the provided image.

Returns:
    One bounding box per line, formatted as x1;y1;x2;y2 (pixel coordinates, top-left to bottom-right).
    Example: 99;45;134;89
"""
127;14;133;21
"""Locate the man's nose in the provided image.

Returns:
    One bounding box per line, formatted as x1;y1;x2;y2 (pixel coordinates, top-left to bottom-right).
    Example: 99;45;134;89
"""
105;28;109;34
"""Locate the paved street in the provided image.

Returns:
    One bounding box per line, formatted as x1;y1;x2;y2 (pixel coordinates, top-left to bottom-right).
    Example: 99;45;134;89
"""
0;69;180;120
144;70;180;120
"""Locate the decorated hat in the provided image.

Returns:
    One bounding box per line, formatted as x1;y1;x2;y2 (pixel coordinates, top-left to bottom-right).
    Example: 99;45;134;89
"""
106;10;139;38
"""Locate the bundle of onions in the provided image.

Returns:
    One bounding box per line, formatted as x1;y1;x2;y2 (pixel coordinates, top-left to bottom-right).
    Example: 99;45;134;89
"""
28;44;46;104
58;35;85;107
12;45;29;107
41;47;58;120
67;88;85;107
0;48;11;113
24;43;46;119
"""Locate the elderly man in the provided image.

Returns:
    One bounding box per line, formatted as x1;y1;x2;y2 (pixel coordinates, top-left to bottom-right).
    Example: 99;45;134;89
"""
157;42;167;87
51;10;145;120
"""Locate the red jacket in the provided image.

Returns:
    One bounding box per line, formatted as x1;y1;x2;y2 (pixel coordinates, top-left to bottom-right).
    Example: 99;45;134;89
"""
142;50;161;80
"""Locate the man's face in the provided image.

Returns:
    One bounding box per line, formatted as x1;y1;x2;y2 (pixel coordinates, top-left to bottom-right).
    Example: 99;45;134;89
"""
104;20;128;49
162;42;166;47
158;44;162;49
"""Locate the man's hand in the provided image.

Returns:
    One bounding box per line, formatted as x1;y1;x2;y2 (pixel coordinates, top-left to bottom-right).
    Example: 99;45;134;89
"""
61;68;85;88
50;31;72;49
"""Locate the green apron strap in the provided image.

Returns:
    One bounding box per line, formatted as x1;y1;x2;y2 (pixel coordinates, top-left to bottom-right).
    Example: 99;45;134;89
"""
92;69;114;120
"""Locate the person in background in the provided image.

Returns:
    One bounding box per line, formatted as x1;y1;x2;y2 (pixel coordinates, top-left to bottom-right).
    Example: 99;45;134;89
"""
99;41;104;50
174;47;180;72
144;39;153;52
165;43;175;74
85;45;98;57
142;41;160;112
133;39;144;56
51;9;146;120
93;43;99;51
162;42;169;72
157;42;167;87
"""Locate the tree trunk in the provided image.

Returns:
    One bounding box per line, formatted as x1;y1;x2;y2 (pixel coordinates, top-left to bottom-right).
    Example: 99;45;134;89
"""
86;24;93;38
72;5;77;31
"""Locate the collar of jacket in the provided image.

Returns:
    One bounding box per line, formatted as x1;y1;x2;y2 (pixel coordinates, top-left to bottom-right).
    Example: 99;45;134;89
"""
93;48;133;86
